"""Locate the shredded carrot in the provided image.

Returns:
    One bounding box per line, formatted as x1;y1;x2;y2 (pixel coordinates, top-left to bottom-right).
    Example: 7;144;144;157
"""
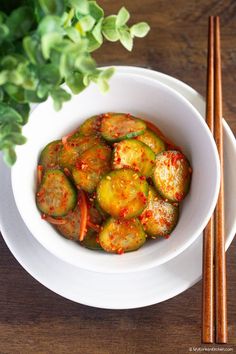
87;220;101;232
78;190;88;241
145;121;182;151
41;214;67;225
37;165;43;185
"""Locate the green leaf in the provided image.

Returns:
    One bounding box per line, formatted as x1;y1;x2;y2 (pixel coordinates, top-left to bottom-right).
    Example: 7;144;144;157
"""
119;28;133;51
0;87;4;101
41;32;62;59
102;15;119;42
25;90;47;103
0;122;22;135
3;147;17;166
0;103;23;124
38;15;63;36
89;1;104;21
130;22;150;38
50;87;71;111
6;6;34;40
39;64;61;86
116;7;130;27
69;0;89;15
0;24;9;42
79;15;96;32
92;18;103;44
97;78;109;93
1;55;19;70
75;55;96;74
1;132;26;145
6;101;30;125
39;0;65;16
4;84;26;103
65;27;81;43
0;70;8;85
23;35;45;65
66;72;86;94
86;32;101;52
99;67;115;80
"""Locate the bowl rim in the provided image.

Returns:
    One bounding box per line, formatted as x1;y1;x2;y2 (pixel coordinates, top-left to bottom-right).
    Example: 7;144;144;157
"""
11;68;221;273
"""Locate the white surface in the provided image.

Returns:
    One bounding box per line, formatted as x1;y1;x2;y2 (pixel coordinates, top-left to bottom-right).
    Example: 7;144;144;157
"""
0;67;235;309
11;70;220;273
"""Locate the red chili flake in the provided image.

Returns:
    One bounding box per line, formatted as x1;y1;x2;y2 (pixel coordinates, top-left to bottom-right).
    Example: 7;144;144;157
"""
164;234;170;239
117;247;124;255
119;207;129;218
139;175;146;180
137;192;147;204
145;210;153;218
171;152;184;166
175;192;183;201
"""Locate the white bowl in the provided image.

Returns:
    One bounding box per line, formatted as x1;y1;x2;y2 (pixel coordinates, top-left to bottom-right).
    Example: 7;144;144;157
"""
11;69;220;273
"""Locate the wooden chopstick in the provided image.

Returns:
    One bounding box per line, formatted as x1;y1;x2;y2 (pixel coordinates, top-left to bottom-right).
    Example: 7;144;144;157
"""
202;16;227;344
214;16;227;344
202;16;215;344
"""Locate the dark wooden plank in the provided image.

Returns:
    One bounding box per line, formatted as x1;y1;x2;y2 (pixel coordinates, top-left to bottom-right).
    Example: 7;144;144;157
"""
0;0;235;352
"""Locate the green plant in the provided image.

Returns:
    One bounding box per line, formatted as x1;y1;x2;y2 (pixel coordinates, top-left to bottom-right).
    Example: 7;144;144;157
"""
0;0;150;166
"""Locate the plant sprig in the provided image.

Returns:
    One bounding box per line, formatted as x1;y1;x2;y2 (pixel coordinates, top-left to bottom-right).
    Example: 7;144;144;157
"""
0;0;150;166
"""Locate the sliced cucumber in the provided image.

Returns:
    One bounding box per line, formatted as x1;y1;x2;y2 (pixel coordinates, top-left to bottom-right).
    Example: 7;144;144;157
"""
101;113;146;142
94;198;109;220
99;217;146;253
153;150;192;202
79;115;102;136
140;186;179;237
56;204;81;240
72;145;112;193
58;135;101;170
96;169;148;219
81;229;102;250
39;140;62;169
136;129;166;154
36;169;77;217
88;201;103;225
112;139;155;177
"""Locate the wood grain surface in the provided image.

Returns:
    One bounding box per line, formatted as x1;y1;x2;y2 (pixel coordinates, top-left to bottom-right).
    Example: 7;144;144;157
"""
0;1;235;353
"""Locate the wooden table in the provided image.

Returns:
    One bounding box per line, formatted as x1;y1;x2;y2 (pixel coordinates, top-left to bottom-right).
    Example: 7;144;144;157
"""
0;1;235;353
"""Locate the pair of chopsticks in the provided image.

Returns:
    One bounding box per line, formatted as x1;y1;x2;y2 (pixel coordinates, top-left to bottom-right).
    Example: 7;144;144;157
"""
202;16;227;344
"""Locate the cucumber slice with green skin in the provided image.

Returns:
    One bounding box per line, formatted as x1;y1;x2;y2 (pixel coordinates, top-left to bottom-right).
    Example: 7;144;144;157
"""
112;139;155;177
153;150;192;202
58;135;102;170
136;129;166;154
88;201;103;225
36;169;77;217
81;229;102;250
140;186;179;237
56;204;81;240
94;199;109;220
39;140;62;169
72;145;112;193
99;217;146;253
79;115;102;136
96;169;149;219
101;113;146;142
56;202;102;242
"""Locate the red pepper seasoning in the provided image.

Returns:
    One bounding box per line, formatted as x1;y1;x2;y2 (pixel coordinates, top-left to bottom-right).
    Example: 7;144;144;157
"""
117;247;124;255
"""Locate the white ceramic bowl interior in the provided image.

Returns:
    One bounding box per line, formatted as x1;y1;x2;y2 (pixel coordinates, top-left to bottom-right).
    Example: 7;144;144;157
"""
11;70;220;273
